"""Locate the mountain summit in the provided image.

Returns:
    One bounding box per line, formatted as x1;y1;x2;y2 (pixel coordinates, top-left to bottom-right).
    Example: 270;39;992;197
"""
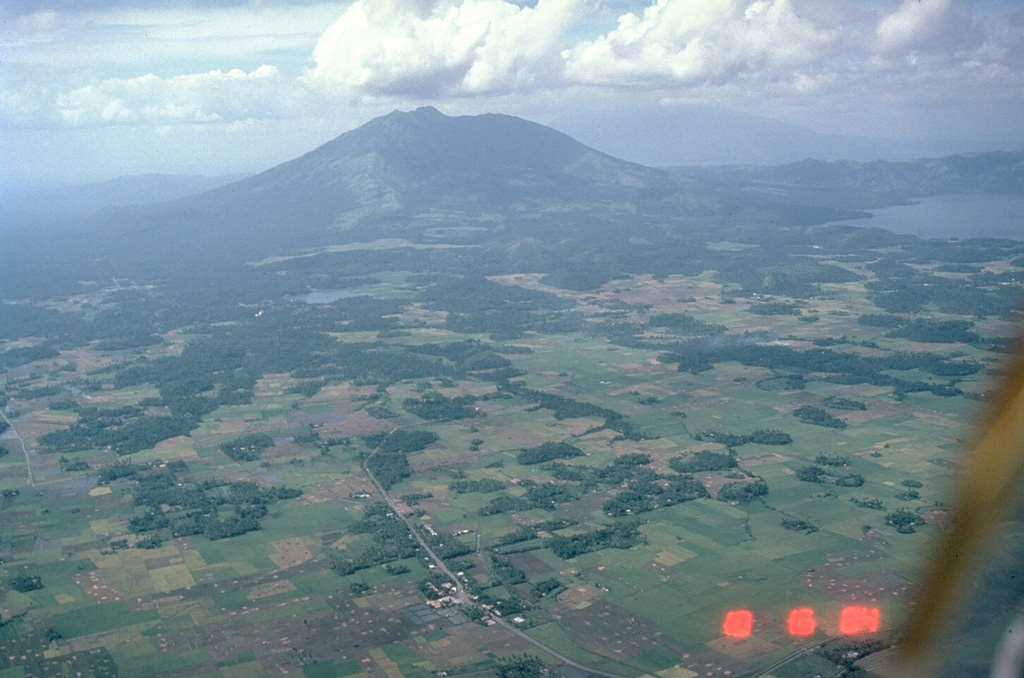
222;106;670;214
97;107;684;264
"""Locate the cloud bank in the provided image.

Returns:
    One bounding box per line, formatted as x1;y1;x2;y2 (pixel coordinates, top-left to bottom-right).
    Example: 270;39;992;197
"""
2;0;1022;185
303;0;593;97
55;66;307;127
3;0;1021;130
562;0;838;88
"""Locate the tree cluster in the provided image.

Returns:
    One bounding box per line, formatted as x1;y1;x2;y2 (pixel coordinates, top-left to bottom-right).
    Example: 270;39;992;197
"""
530;577;562;598
501;382;644;440
479;483;578;515
398;491;432;506
419;275;577;340
38;404;198;457
850;497;885;510
669;451;737;473
516;442;584;465
748;302;802;316
99;459;301;547
7;574;43;592
823;396;866;411
647;313;726;336
659;342;976;399
794;406;847;429
756;375;806;391
796;465;864;487
603;474;708;516
885;507;926;533
546;520;644;560
330;502;420;575
219;433;275;461
691;428;792;448
490;555;527;585
815;638;888;669
781;518;818;533
717;479;769;503
403;393;482;421
364;430;439;490
449;478;505;494
495;655;544;678
405;340;517;375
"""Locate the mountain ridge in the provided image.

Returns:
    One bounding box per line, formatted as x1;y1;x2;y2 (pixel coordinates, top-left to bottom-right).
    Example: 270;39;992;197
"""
0;172;248;226
212;106;675;211
547;104;1014;166
7;107;1020;293
87;106;710;266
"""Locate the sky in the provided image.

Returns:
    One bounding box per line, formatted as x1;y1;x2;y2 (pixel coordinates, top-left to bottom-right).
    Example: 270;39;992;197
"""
2;0;1023;188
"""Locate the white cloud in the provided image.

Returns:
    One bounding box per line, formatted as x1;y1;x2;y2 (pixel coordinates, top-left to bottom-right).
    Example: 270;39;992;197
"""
303;0;593;97
0;4;342;70
54;65;312;127
562;0;839;89
5;0;1022;129
2;1;1024;185
876;0;956;53
0;82;59;128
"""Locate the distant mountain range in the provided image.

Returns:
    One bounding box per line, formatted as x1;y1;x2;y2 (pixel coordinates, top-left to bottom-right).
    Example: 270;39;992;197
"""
678;151;1024;211
2;173;247;226
546;105;1015;167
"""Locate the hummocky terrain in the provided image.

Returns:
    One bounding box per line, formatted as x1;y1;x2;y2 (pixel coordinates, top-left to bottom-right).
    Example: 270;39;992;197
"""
1;107;1023;678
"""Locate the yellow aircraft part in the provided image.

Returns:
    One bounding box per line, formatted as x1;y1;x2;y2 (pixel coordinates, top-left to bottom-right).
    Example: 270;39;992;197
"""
900;342;1024;673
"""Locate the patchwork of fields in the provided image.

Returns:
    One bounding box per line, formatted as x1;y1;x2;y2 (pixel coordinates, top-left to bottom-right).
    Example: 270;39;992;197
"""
1;241;1019;678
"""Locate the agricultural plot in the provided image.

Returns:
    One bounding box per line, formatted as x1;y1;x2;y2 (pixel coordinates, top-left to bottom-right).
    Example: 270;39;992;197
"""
2;235;1020;678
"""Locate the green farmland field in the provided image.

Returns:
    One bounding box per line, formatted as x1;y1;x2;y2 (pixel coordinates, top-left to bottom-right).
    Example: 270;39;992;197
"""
2;233;1020;678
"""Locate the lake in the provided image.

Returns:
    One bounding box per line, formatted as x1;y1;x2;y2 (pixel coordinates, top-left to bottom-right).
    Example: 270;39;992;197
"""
835;193;1024;241
296;289;375;304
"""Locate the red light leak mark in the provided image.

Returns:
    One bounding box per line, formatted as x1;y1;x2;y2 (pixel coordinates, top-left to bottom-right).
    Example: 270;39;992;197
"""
840;606;880;635
787;607;816;636
723;610;753;638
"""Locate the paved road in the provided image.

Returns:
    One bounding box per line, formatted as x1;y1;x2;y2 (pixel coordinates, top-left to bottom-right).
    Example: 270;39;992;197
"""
747;629;892;678
360;425;630;678
748;642;836;678
488;615;629;678
1;409;35;487
361;425;469;603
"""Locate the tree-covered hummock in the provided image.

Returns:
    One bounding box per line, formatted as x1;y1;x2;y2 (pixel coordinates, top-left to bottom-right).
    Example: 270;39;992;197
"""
545;520;644;559
403;393;482;421
449;478;505;494
219;433;274;461
669;451;736;473
7;574;43;592
793;406;847;429
495;655;544;678
330;502;420;575
717;479;769;503
516;442;584;465
365;430;439;490
886;507;926;533
823;395;866;411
